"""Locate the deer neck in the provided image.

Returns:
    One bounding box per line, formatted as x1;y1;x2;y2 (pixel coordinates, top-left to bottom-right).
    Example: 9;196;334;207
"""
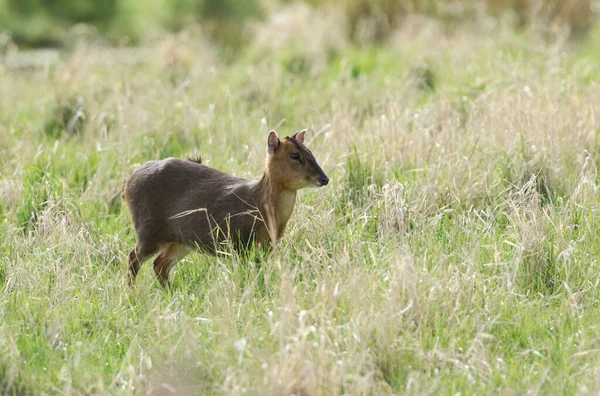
257;173;297;240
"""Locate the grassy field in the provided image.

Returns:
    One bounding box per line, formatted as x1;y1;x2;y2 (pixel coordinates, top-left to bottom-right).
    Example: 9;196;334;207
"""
3;4;600;394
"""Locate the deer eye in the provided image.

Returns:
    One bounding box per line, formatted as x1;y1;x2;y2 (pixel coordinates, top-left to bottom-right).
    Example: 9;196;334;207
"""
290;153;301;161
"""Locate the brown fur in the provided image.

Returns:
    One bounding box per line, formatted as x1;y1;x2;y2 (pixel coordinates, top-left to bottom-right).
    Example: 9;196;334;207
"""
125;130;328;286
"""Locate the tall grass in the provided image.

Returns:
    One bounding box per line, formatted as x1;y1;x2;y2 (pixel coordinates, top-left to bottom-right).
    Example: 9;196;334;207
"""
2;4;600;394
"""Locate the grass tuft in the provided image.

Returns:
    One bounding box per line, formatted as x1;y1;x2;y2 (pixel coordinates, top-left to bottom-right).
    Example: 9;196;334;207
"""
44;95;87;139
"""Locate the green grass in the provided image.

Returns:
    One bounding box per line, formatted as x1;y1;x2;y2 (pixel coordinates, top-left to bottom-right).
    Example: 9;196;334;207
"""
3;8;600;394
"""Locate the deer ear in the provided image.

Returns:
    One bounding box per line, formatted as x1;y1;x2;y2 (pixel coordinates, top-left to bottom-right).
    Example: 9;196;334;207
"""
267;130;280;154
293;129;306;143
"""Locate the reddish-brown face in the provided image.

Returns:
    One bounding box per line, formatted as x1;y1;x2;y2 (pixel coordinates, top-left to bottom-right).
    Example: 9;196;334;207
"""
267;130;329;191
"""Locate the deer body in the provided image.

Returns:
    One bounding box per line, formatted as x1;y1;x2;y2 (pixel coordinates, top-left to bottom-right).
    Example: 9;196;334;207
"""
125;130;328;286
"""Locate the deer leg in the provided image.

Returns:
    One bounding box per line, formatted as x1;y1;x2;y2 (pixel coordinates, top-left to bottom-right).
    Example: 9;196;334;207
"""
128;244;159;286
153;243;191;287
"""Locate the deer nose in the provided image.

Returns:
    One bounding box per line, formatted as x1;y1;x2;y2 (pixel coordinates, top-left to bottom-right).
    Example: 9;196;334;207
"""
319;175;329;186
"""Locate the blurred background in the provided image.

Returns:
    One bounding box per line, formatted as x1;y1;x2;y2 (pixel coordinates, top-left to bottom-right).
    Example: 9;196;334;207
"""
0;0;598;55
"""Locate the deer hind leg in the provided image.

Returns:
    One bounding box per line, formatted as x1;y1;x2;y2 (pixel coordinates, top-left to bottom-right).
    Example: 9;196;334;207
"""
153;243;191;287
128;243;159;286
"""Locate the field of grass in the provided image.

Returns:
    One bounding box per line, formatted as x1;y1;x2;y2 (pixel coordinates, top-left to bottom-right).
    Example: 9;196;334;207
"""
3;4;600;394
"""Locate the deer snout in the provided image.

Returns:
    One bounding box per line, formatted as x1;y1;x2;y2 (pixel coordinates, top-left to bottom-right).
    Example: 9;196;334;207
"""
318;175;329;186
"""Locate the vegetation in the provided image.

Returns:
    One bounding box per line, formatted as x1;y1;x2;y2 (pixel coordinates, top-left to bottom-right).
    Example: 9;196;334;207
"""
0;0;595;47
2;0;600;394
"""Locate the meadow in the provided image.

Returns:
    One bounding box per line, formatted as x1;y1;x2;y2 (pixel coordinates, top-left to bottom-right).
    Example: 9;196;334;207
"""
3;1;600;394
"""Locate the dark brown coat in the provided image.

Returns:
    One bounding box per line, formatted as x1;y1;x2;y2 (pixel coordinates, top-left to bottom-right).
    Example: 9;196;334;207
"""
125;130;328;286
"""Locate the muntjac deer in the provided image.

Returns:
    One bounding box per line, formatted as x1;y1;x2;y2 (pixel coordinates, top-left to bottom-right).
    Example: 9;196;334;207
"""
125;129;328;286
